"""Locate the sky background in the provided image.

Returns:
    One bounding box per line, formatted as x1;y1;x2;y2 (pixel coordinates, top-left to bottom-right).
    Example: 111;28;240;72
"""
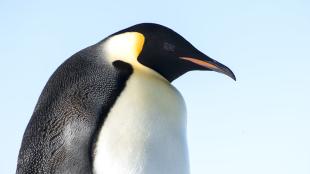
1;0;309;173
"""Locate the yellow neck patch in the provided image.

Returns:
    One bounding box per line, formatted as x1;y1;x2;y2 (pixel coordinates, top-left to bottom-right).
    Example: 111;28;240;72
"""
103;32;145;65
133;33;145;59
103;31;168;82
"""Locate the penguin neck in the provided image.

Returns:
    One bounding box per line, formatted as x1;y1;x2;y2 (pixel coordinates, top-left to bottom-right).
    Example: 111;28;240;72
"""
93;66;189;174
132;63;169;83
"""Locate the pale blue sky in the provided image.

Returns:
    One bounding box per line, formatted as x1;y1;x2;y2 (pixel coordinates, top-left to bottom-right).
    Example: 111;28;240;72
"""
1;0;309;173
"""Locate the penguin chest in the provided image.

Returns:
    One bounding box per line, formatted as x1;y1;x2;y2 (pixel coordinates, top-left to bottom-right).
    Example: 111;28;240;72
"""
93;70;189;174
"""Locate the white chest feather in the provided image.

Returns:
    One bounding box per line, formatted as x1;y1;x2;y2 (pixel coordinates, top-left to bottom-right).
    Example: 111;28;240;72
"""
93;69;189;174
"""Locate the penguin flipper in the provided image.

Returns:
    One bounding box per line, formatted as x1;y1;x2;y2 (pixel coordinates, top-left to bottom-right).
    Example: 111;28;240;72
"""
16;46;133;173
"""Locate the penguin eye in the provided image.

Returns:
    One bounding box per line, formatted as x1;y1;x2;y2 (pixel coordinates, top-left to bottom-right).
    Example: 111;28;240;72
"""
163;42;175;52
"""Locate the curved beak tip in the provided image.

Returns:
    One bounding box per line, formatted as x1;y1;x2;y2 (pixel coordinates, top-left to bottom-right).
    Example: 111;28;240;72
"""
230;73;237;81
206;61;236;81
180;56;236;81
223;68;236;81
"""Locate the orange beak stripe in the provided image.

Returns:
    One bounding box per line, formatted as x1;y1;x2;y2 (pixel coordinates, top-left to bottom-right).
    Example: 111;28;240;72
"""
180;57;220;71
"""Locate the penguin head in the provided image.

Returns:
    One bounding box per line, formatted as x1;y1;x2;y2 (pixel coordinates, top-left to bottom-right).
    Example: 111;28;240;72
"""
103;23;236;82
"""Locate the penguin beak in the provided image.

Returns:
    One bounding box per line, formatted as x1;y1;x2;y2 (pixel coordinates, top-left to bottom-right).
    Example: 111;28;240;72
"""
180;55;236;81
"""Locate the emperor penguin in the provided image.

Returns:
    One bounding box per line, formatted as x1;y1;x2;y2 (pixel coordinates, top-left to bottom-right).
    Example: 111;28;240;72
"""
16;23;235;174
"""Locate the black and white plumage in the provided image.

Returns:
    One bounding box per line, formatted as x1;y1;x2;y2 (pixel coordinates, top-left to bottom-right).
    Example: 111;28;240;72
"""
16;23;235;174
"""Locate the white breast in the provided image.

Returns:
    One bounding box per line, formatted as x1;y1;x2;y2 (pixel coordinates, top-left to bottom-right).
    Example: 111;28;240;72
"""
93;68;189;174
